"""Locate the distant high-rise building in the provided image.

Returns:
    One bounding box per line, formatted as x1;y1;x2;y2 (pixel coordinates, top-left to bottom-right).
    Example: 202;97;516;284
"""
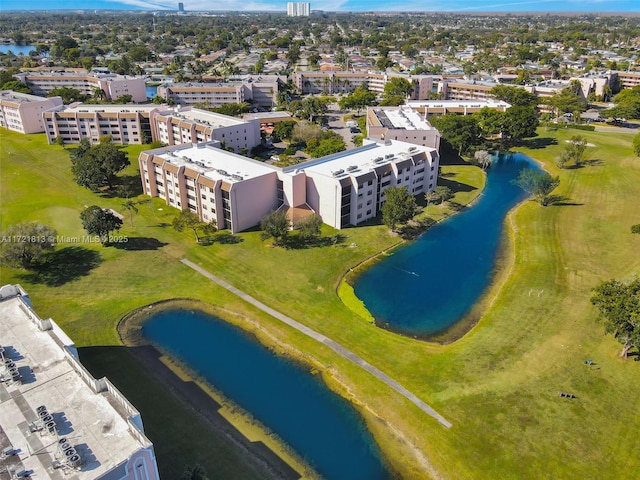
287;2;310;16
178;2;184;11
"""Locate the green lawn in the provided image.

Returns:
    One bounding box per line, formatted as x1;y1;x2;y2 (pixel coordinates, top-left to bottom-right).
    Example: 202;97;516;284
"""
1;128;639;479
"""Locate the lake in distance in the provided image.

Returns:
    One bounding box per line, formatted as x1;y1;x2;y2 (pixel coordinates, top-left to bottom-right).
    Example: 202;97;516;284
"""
354;153;537;337
142;309;390;480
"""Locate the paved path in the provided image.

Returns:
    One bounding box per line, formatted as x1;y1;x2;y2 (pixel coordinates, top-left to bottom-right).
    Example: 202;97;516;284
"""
182;258;452;428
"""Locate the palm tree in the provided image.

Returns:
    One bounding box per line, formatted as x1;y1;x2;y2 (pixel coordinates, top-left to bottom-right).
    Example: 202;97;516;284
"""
122;199;139;226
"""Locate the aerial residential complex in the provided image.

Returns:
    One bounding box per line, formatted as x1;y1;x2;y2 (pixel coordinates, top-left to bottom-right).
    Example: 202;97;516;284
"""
292;71;436;99
366;105;441;149
42;104;261;152
150;106;261;152
0;284;160;480
13;72;147;103
156;75;283;108
0;91;62;134
139;139;439;232
43;103;157;145
287;2;310;16
406;99;511;117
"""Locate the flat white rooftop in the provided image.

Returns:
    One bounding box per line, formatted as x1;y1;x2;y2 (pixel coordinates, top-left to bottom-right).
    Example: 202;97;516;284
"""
372;106;436;131
0;285;154;480
0;90;54;104
158;143;276;182
407;99;511;109
157;107;247;127
297;140;434;178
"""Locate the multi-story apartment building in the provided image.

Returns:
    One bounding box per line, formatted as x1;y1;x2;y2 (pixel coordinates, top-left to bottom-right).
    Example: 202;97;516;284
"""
157;75;282;108
615;70;640;89
524;80;587;112
43;103;157;145
437;79;497;101
0;284;160;480
13;72;147;103
0;91;62;134
292;71;436;99
406;99;511;117
366;106;441;150
150;106;261;153
139;139;439;232
287;2;310;16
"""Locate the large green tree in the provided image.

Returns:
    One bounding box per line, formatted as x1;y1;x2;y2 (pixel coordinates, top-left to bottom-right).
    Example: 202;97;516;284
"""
545;88;586;116
0;223;57;269
80;206;123;245
556;135;588;168
502;106;539;142
591;278;640;358
296;213;323;240
172;210;212;243
513;169;560;206
70;140;130;191
430;115;482;156
381;186;417;231
260;210;289;245
338;87;377;115
489;85;539;108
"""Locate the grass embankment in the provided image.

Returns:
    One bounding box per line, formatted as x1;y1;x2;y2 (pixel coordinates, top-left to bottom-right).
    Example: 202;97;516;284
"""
1;128;640;479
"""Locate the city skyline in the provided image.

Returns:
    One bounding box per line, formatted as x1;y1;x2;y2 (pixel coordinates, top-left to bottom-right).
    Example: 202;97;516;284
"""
2;0;639;13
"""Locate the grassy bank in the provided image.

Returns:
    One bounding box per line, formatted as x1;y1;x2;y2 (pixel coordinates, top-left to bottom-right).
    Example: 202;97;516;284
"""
1;128;639;479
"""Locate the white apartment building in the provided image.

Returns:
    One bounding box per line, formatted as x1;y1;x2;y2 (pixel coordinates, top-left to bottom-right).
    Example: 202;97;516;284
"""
366;106;441;149
287;2;310;16
139;139;439;232
13;72;147;103
292;71;436;99
406;99;511;117
157;76;281;108
616;70;640;89
150;106;261;153
43;103;157;145
0;91;63;134
0;284;160;480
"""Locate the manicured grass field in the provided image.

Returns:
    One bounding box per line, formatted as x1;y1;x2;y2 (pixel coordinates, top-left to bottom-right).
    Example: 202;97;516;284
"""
1;128;639;479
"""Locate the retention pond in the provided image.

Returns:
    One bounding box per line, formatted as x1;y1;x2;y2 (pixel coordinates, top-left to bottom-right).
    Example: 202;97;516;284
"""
354;153;538;338
142;309;391;480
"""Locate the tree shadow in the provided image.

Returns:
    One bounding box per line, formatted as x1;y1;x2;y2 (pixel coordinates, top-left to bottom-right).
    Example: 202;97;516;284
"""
546;195;583;206
100;175;143;199
280;233;347;249
110;237;168;250
19;247;102;287
437;177;478;194
567;159;604;169
523;137;558;149
199;232;244;246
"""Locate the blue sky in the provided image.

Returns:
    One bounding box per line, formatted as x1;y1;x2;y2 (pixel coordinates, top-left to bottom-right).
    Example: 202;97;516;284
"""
2;0;639;12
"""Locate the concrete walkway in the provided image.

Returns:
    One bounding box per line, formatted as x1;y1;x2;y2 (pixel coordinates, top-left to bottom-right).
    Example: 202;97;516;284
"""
181;258;452;428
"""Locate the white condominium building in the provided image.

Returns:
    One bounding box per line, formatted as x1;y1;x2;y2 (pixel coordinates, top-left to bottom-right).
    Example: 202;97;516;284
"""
157;75;282;108
287;2;310;16
0;91;63;134
367;106;441;150
43;103;157;145
139;139;439;232
13;72;147;103
0;284;160;480
150;106;261;153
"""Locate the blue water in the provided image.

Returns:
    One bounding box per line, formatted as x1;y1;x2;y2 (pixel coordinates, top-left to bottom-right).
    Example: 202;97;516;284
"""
145;85;158;99
0;45;37;55
354;153;538;337
142;309;390;480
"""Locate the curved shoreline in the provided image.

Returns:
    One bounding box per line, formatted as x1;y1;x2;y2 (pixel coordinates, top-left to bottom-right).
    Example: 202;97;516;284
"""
118;299;320;480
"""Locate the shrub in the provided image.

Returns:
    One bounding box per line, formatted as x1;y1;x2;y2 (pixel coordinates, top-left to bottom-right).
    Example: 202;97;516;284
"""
631;224;640;234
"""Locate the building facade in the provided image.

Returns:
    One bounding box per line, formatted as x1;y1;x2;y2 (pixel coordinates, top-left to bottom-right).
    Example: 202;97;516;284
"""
292;71;436;99
406;99;511;117
139;139;439;232
287;2;310;16
157;76;281;108
366;106;441;149
150;106;261;153
0;284;160;480
43;103;157;145
0;91;63;134
13;72;147;103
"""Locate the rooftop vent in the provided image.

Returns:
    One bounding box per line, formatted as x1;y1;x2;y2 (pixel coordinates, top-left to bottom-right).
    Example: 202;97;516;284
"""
346;165;358;172
217;169;228;176
332;169;345;177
